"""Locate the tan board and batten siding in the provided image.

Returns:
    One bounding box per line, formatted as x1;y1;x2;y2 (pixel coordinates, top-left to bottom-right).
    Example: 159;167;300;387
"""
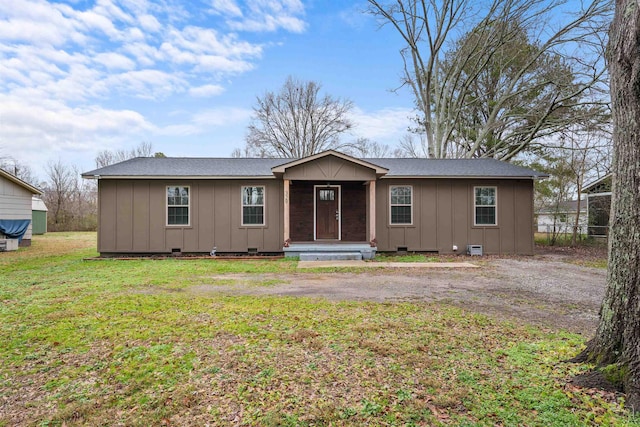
97;179;534;255
375;179;534;255
0;174;35;243
98;179;283;254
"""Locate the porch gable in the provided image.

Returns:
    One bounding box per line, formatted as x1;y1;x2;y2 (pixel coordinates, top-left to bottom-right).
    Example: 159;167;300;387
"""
271;150;388;180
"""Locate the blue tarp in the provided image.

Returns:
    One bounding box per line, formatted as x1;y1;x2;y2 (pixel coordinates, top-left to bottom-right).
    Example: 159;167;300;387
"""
0;219;31;242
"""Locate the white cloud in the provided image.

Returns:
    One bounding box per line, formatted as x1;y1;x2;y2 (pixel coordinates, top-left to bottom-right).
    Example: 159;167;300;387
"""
210;0;243;17
349;107;415;144
161;26;261;73
0;0;272;100
73;9;122;39
0;1;83;46
7;63;104;102
0;97;151;138
211;0;306;33
121;42;162;67
0;1;272;103
232;14;305;33
0;0;311;173
0;94;154;172
168;26;262;57
94;52;137;71
194;55;254;73
189;84;225;97
138;14;162;32
102;70;188;100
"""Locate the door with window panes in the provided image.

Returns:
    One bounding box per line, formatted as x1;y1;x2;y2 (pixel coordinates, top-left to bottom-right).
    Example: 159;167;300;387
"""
316;187;339;239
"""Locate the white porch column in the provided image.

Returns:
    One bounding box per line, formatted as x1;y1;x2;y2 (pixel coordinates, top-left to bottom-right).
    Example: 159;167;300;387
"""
284;179;290;244
368;179;376;243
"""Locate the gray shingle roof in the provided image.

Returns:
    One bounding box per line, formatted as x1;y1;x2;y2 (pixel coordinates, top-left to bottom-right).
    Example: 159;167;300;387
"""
537;199;587;214
367;158;546;178
82;156;546;179
83;157;286;178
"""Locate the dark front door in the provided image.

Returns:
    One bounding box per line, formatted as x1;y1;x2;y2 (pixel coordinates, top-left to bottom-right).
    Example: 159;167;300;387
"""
316;187;339;239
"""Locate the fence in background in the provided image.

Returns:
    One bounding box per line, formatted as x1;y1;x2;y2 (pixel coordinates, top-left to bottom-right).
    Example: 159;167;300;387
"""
534;224;609;245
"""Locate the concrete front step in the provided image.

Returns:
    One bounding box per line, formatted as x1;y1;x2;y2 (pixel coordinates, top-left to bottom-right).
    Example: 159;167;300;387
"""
299;252;363;261
284;243;376;260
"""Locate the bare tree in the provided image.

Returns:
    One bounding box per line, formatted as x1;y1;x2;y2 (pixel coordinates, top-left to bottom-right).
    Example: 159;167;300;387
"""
43;160;76;230
241;76;354;158
573;0;640;410
367;0;612;160
560;113;611;245
42;160;97;231
532;104;612;244
95;141;155;168
231;146;257;158
344;138;393;158
396;133;425;157
0;158;40;187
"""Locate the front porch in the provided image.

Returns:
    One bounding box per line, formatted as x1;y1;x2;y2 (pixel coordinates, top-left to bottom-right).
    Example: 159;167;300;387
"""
282;179;377;260
272;151;387;260
281;180;376;260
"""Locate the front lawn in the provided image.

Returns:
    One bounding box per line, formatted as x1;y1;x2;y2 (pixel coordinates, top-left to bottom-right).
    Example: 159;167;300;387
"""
0;233;635;426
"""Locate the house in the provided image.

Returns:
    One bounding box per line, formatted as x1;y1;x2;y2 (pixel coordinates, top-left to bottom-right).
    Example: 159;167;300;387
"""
32;196;48;235
81;150;547;257
584;174;611;237
536;200;588;234
0;168;42;247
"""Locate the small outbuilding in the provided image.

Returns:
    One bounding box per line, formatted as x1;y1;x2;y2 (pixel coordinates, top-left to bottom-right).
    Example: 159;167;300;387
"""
32;196;48;235
536;199;588;234
0;168;42;247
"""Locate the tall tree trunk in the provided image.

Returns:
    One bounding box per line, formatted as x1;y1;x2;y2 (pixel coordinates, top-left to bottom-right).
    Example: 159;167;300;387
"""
577;0;640;411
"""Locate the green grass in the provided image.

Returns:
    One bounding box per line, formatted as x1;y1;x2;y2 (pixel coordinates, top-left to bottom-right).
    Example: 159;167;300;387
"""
1;232;636;426
574;258;609;269
373;253;449;262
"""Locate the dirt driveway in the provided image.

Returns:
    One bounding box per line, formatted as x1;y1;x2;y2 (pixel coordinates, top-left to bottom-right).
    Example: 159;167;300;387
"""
195;252;606;337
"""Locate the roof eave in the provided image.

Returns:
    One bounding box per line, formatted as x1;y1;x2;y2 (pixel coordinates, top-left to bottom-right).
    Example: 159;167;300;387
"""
271;150;389;175
583;173;612;193
381;175;545;180
82;174;277;180
0;168;42;194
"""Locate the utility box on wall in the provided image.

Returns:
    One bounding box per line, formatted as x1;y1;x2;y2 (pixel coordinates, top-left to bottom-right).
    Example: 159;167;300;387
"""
467;245;483;256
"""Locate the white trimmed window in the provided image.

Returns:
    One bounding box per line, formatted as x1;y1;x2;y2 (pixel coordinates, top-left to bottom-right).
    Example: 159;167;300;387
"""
167;186;189;226
474;186;497;226
242;186;265;225
390;185;412;225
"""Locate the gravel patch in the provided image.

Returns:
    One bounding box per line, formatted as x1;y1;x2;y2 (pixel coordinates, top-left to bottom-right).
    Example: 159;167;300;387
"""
190;253;606;336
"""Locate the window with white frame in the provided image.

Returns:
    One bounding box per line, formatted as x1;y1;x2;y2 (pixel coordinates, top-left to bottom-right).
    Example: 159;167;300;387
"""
242;186;265;225
167;186;189;225
474;186;497;226
390;185;412;224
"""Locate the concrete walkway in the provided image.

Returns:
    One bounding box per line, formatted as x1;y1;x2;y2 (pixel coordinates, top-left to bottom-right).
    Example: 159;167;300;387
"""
297;260;478;269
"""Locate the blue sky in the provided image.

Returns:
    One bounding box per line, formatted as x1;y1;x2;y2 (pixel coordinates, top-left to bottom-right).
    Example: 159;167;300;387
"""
0;0;416;178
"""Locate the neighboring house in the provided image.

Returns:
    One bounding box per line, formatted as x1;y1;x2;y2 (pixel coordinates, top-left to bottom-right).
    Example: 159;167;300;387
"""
0;168;42;247
584;174;611;237
81;150;547;257
32;196;48;235
536;200;588;233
